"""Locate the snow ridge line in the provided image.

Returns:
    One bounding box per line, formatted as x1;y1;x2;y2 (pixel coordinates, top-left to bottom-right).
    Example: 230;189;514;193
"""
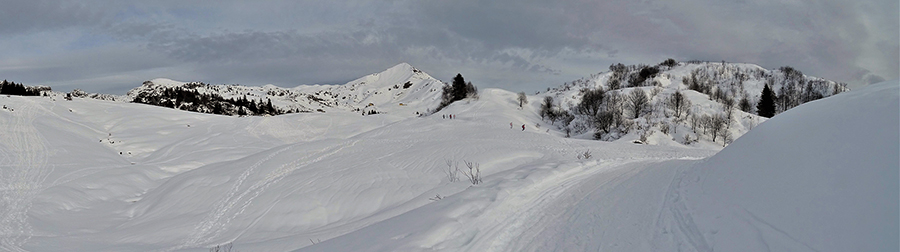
0;100;52;252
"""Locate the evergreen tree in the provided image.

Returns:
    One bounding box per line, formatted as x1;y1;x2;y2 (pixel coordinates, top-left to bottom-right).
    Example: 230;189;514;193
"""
540;96;555;120
434;73;477;113
757;84;776;118
451;73;467;101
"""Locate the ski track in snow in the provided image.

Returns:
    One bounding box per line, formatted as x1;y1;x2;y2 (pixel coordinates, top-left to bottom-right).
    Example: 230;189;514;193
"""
0;99;52;252
479;159;640;252
656;168;711;251
176;139;361;250
466;155;712;252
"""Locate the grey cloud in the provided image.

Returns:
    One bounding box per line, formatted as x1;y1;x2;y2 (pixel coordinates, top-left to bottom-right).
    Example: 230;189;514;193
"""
0;0;106;35
0;45;173;93
0;0;896;95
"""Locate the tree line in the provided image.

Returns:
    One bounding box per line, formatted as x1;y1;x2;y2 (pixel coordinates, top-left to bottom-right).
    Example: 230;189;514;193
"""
0;80;50;96
132;85;291;116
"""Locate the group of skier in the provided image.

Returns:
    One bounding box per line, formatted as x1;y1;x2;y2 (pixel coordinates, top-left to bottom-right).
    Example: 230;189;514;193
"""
510;122;525;131
440;114;525;131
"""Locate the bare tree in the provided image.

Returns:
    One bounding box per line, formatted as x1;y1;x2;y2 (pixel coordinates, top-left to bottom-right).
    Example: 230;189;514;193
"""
445;160;460;182
666;90;691;120
627;88;649;119
576;88;604;116
703;113;728;143
463;161;482;185
690;114;701;133
516;92;528;108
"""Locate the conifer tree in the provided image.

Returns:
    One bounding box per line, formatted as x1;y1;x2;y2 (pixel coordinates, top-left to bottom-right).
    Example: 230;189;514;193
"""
757;84;776;118
451;73;467;101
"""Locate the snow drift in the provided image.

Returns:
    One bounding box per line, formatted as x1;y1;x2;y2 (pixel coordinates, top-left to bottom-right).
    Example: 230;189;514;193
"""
671;80;899;251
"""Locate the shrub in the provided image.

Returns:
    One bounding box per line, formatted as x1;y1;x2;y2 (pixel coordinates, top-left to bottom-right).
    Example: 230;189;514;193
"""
577;150;592;160
209;243;235;252
660;58;678;67
463;160;482;185
445;160;460;182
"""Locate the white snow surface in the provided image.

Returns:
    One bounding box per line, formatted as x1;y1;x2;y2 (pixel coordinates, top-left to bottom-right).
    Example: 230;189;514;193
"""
0;76;895;251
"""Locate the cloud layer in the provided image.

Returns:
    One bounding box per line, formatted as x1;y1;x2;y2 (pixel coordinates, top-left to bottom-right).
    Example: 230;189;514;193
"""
0;0;896;94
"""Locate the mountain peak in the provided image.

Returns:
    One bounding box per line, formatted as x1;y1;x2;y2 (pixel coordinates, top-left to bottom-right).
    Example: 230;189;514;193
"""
378;62;422;76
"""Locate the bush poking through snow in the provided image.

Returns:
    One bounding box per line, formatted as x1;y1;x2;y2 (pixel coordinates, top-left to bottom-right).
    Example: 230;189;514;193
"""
463;160;482;185
445;160;460;182
660;123;671;135
577;150;592;160
209;243;235;252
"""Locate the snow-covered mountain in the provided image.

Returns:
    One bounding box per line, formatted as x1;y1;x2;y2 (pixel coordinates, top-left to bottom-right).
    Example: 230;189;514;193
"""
61;63;444;116
58;60;848;150
0;63;893;252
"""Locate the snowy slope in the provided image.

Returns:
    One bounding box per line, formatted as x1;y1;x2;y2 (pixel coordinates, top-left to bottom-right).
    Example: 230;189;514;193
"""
492;80;898;252
669;80;899;251
299;81;897;252
0;74;893;251
538;61;848;148
0;85;714;251
122;63;443;115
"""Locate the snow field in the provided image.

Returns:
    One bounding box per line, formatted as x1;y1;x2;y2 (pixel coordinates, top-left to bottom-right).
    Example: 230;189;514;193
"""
0;79;894;251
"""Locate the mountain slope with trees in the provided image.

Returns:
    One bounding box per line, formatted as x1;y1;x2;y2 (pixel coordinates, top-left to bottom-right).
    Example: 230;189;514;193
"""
535;60;848;147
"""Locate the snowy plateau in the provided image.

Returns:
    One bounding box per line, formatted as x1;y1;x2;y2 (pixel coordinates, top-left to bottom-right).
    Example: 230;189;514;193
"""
0;63;896;251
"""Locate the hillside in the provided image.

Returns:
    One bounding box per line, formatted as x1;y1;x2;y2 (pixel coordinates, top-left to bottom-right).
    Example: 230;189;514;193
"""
55;63;444;117
0;64;892;252
534;60;849;148
48;60;850;150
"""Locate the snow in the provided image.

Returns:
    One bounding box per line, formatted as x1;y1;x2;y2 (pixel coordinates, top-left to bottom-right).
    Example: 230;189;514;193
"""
676;80;900;251
0;69;894;252
116;63;444;115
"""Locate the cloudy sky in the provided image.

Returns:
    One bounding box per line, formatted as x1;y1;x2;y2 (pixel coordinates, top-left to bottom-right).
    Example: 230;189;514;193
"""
1;0;896;94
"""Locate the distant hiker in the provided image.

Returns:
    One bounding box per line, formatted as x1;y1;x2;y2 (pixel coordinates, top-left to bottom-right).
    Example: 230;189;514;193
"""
522;124;525;131
442;114;445;119
510;122;513;129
